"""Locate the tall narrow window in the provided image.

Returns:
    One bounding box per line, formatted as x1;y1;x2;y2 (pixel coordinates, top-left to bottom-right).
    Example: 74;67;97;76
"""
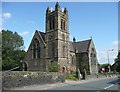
37;42;40;58
92;48;94;51
33;44;36;58
33;38;40;59
49;20;52;30
61;19;63;29
72;56;74;65
63;21;65;30
52;42;55;57
52;20;55;29
94;54;96;57
63;45;65;57
61;19;65;30
49;20;55;30
62;34;65;41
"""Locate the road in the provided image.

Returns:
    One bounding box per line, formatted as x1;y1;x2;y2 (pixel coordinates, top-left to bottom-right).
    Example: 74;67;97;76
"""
50;77;120;91
12;76;120;91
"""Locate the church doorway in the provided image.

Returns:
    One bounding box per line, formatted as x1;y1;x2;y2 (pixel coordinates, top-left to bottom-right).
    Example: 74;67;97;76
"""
62;66;66;73
23;62;27;71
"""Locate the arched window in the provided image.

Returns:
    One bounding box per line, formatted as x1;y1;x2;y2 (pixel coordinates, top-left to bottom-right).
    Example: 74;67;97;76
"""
91;53;92;57
33;43;36;59
62;34;65;41
61;19;63;29
61;19;65;30
32;38;40;59
94;54;96;57
92;48;94;51
63;45;65;57
63;21;65;30
49;20;55;30
49;20;52;30
72;56;74;65
52;20;55;29
37;42;40;58
70;55;74;65
52;42;55;57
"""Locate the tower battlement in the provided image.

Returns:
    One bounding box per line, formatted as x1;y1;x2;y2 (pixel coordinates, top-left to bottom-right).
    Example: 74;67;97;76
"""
46;2;68;15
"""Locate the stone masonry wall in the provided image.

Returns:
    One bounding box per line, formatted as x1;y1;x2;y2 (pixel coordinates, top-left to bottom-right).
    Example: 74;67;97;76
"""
2;71;65;90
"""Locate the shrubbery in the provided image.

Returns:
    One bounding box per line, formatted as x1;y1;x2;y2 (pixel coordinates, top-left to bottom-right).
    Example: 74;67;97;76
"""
65;73;78;81
48;63;60;72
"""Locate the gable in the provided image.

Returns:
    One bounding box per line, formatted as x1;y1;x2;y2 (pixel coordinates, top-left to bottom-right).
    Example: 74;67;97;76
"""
26;30;46;53
38;31;45;42
88;39;97;53
73;39;91;53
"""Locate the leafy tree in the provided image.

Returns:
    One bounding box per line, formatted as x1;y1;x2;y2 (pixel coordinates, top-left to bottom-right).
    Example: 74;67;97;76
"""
114;50;120;73
100;63;110;68
99;63;111;72
2;30;25;70
0;32;2;70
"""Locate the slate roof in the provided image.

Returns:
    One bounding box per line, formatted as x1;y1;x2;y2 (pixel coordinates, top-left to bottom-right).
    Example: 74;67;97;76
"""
39;31;46;41
70;42;75;52
70;39;92;53
37;30;91;53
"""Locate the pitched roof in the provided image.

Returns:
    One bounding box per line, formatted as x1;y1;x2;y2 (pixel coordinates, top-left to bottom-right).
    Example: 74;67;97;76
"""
38;31;46;41
71;39;92;53
70;42;75;52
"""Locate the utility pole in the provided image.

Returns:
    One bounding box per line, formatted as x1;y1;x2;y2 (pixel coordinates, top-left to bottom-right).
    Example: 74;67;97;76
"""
107;49;114;73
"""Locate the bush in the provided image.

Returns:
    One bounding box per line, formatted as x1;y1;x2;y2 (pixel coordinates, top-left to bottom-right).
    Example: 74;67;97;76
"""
48;64;60;72
70;70;75;74
65;73;77;81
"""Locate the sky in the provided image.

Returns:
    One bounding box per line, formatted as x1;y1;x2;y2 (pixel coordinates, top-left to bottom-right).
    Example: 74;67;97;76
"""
2;2;118;65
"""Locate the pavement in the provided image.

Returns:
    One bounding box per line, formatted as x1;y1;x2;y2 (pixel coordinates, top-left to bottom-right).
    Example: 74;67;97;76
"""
11;75;119;90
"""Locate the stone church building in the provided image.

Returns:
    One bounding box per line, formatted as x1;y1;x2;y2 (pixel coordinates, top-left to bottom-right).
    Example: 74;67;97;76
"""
24;2;98;74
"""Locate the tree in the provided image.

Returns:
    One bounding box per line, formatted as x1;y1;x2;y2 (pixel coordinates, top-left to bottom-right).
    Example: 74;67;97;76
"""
100;63;110;68
2;30;25;70
114;50;120;73
99;63;110;72
0;31;2;70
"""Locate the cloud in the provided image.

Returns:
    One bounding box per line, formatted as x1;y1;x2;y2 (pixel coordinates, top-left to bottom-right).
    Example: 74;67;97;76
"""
0;14;2;27
2;12;12;26
62;8;64;12
0;28;2;33
97;49;117;65
112;40;120;46
112;40;117;45
111;40;120;50
3;12;12;19
97;40;119;65
50;7;53;12
26;20;35;25
69;35;72;41
19;31;29;36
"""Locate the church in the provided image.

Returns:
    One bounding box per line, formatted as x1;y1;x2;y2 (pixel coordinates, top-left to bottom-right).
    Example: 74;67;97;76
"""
24;2;98;75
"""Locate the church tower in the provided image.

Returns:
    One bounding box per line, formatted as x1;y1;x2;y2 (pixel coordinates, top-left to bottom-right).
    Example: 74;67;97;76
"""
45;2;70;71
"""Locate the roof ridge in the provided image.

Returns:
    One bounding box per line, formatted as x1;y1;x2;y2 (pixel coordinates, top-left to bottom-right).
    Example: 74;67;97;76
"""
76;39;91;43
37;30;46;47
39;31;45;34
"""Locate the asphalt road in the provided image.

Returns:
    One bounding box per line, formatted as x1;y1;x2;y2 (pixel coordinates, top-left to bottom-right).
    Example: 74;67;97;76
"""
12;76;120;91
50;77;120;91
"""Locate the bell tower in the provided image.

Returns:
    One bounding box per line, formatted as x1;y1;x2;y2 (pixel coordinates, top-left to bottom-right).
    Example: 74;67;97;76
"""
45;2;70;71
